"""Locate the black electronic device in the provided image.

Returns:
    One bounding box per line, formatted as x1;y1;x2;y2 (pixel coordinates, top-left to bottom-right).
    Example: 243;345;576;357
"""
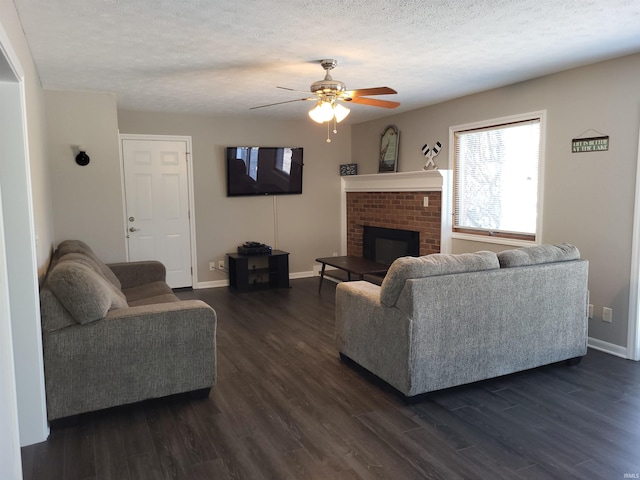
226;147;303;197
237;241;272;255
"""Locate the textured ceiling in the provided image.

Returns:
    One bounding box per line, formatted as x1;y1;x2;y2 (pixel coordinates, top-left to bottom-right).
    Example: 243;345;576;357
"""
12;0;640;124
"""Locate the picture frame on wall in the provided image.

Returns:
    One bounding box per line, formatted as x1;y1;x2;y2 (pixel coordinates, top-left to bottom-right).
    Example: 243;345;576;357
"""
379;125;399;173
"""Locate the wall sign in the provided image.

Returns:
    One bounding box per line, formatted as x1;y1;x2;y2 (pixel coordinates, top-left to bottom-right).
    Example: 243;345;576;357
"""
571;136;609;153
340;163;358;176
421;141;442;170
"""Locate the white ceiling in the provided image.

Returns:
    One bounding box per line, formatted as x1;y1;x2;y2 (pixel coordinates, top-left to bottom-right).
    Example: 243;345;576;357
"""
13;0;640;124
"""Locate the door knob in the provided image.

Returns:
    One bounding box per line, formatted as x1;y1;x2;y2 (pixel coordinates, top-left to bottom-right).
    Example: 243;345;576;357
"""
129;227;139;232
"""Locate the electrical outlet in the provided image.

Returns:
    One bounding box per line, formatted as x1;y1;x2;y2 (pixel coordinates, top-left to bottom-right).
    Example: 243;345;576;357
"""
218;260;225;270
209;262;215;271
588;304;593;319
332;252;338;257
423;196;429;207
603;307;613;323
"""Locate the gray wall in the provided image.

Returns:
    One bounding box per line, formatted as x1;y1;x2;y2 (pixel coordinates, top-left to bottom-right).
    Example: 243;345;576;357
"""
45;91;126;263
352;53;640;350
113;111;350;282
43;97;350;281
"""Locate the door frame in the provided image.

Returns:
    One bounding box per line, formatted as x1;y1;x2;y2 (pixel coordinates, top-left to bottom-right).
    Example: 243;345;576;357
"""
628;126;640;361
119;134;198;288
0;19;49;449
0;185;23;477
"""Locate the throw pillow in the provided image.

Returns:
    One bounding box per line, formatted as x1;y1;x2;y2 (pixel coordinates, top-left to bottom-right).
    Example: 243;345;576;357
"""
47;261;128;324
56;239;122;289
56;252;127;304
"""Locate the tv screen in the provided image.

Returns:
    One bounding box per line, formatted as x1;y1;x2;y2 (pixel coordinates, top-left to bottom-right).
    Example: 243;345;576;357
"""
226;147;303;197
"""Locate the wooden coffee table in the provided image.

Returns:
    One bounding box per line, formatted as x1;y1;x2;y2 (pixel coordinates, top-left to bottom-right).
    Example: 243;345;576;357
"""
315;255;389;292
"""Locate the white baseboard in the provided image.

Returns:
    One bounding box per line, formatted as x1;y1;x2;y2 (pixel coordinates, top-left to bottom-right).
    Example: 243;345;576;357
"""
195;279;228;289
312;264;340;276
195;271;317;289
289;270;315;279
588;337;629;359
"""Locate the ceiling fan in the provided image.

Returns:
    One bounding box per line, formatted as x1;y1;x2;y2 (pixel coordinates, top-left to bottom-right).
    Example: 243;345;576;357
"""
250;59;400;142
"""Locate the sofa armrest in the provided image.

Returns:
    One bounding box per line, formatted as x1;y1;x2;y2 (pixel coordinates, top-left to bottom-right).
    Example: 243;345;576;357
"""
107;261;166;289
43;299;217;420
104;299;213;322
335;281;412;393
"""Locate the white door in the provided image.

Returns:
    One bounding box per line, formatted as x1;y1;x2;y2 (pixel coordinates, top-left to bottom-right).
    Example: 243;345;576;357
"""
122;137;193;288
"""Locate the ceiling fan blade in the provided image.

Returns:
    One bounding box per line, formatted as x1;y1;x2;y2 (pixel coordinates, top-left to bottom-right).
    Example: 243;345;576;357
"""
347;87;397;97
345;96;400;109
249;97;315;110
276;86;310;94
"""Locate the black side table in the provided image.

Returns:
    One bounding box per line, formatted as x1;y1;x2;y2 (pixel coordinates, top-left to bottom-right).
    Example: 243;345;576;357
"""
227;250;290;291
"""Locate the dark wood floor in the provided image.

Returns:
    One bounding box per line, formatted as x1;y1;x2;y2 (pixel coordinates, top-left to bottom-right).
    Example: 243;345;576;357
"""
22;278;640;479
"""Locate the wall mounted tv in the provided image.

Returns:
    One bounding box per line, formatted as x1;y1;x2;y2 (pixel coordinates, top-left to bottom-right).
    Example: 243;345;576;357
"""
226;147;304;197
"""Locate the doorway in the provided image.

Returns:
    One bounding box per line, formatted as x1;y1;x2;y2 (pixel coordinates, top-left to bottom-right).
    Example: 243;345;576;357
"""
0;22;49;456
120;134;196;288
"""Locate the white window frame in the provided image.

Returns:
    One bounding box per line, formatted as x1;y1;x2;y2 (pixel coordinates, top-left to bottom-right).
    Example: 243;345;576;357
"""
448;110;546;247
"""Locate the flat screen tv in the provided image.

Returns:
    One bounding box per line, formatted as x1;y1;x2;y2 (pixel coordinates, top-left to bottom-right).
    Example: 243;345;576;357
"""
226;147;304;197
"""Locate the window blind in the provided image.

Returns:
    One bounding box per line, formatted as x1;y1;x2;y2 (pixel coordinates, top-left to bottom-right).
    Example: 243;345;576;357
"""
454;118;541;238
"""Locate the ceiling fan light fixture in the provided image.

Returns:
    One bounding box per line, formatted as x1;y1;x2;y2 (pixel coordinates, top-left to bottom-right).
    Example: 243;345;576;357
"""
308;101;334;123
333;103;350;122
308;101;350;124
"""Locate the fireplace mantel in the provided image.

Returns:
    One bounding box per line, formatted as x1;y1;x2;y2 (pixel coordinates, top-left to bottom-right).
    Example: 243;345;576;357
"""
342;170;447;192
340;170;452;254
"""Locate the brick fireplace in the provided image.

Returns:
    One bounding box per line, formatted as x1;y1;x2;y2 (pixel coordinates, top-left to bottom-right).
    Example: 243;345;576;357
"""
347;191;442;257
341;171;451;257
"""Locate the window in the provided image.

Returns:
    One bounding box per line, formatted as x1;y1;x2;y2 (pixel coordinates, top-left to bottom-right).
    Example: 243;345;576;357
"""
235;147;259;181
451;111;545;243
275;148;293;174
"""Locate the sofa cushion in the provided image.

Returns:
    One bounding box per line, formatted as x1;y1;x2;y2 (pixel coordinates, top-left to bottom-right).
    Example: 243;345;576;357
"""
380;251;500;307
121;281;175;303
56;239;122;289
498;243;580;268
47;261;128;324
128;293;181;307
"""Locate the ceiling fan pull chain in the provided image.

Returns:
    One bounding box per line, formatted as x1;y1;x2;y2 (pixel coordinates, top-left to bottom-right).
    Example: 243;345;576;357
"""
326;121;331;143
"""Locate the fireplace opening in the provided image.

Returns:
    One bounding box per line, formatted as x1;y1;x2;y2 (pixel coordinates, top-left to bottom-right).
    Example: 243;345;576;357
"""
363;226;420;266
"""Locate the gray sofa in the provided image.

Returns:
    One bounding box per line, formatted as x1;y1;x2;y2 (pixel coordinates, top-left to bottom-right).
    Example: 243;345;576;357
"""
39;240;217;420
335;244;589;398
